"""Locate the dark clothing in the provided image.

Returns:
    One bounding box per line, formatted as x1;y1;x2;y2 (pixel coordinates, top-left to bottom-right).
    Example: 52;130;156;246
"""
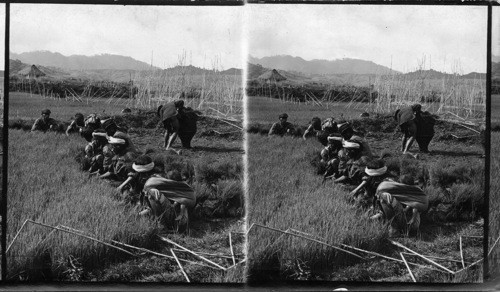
67;120;85;134
396;107;418;138
415;111;436;152
31;118;57;132
269;121;295;136
161;103;198;148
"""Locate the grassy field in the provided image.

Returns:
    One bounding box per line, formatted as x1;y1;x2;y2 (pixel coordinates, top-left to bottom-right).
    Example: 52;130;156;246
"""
246;97;484;283
7;93;245;282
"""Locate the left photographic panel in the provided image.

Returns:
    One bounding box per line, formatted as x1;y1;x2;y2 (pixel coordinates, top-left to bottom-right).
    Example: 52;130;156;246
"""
7;4;245;282
0;3;4;282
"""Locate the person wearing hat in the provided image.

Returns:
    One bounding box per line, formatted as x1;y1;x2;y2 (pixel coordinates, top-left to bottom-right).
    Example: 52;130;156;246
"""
83;129;108;173
337;121;373;158
334;140;368;184
157;99;198;151
31;109;58;132
65;113;85;136
349;159;395;206
321;135;343;179
99;132;138;181
269;113;295;136
101;118;137;153
117;155;159;204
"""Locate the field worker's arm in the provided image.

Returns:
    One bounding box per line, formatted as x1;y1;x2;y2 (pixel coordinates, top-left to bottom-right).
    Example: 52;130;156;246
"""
349;180;367;197
117;176;134;192
303;125;312;140
31;119;40;131
166;117;180;150
66;121;75;136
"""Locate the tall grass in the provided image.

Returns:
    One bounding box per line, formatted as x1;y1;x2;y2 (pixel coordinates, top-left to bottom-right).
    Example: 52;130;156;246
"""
369;59;485;122
246;130;483;282
7;130;157;280
127;55;242;120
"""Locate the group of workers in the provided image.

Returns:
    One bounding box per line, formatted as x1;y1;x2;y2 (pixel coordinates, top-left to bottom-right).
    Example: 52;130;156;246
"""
31;100;199;230
269;104;435;237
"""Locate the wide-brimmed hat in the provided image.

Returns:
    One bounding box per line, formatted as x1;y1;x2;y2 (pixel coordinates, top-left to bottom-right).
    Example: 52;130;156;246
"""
279;113;288;119
41;109;51;115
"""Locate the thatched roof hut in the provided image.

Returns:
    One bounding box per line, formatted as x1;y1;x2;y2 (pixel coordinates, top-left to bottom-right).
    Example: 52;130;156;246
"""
257;69;286;83
18;65;46;79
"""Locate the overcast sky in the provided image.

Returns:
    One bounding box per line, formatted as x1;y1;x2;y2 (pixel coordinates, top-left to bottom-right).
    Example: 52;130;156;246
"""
0;5;4;68
11;4;243;70
248;5;488;74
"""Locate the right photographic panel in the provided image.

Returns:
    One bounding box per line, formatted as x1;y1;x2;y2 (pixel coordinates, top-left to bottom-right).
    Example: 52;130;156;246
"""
246;4;487;283
489;5;500;281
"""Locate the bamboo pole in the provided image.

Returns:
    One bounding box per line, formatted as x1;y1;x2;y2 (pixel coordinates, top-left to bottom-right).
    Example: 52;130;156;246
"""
21;220;135;256
400;253;416;282
159;236;226;270
171;249;190;283
248;223;364;259
459;236;465;269
488;233;500;256
229;232;236;266
390;240;455;274
6;219;29;253
171;248;241;260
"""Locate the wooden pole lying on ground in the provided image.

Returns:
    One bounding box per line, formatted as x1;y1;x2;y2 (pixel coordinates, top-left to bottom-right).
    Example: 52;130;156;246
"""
488;233;500;256
7;219;29;253
171;249;190;283
229;232;236;266
391;240;455;274
401;252;470;265
459;236;466;269
249;223;364;259
159;236;227;270
8;220;135;256
171;248;240;260
400;253;416;282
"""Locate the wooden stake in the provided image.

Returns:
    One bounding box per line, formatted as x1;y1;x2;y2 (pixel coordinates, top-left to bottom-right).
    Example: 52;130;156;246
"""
391;240;455;274
459;236;465;269
159;236;226;270
229;232;236;266
170;249;190;283
400;253;416;282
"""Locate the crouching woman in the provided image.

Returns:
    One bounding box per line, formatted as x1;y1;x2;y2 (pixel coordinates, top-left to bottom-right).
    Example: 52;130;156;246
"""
372;179;429;237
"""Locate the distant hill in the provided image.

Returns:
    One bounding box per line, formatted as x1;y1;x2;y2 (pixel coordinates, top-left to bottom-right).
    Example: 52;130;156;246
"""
10;51;158;71
402;69;486;80
249;55;399;75
10;59;70;78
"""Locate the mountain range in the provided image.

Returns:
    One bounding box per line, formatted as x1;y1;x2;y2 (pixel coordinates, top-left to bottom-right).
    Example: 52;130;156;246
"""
249;55;400;76
10;51;158;71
